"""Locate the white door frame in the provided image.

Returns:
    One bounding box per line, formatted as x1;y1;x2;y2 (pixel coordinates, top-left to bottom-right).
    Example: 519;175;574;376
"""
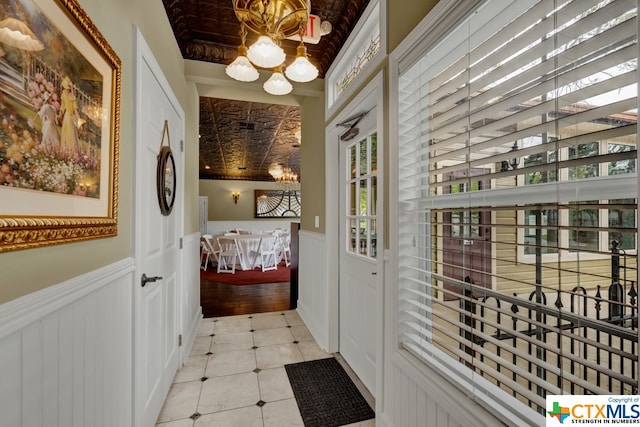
324;70;385;393
133;26;185;427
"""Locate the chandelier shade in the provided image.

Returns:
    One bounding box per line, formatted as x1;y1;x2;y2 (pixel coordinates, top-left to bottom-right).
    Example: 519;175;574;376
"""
226;23;259;82
285;44;318;82
247;35;286;69
226;46;259;81
263;67;293;95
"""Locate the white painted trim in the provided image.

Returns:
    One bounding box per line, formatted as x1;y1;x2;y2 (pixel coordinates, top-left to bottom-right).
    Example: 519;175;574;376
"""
0;258;135;340
325;70;385;411
325;0;387;119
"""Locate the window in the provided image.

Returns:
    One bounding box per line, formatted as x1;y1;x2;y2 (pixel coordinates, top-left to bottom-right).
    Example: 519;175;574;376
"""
396;0;638;423
347;132;377;258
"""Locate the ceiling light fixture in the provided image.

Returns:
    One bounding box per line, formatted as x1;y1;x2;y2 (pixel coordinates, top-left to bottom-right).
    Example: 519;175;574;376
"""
225;23;259;82
230;0;319;95
263;66;293;95
269;156;299;191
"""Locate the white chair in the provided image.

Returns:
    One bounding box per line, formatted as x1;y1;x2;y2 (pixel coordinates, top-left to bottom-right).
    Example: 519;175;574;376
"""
257;235;279;272
216;237;239;274
281;233;292;267
200;234;219;271
276;232;291;267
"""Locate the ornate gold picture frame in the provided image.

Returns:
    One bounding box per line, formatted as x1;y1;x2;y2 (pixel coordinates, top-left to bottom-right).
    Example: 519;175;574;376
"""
0;0;121;252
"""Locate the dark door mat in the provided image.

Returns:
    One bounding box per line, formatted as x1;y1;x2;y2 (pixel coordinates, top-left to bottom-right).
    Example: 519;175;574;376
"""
284;357;375;427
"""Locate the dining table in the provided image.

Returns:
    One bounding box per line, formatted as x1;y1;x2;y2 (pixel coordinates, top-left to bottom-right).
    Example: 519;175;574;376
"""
217;234;277;271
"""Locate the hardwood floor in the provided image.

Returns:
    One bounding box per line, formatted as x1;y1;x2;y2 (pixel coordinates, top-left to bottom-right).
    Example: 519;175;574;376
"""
200;278;292;318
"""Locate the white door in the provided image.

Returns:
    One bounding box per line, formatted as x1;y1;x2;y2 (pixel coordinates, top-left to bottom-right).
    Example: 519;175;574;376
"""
134;30;184;427
339;108;378;394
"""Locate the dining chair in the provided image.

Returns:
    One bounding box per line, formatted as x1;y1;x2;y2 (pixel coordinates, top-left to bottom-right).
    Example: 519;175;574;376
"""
257;235;279;272
200;234;219;271
275;232;291;267
216;236;239;274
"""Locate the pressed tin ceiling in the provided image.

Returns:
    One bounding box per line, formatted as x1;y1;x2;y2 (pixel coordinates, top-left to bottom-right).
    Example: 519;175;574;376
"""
199;98;301;181
162;0;371;180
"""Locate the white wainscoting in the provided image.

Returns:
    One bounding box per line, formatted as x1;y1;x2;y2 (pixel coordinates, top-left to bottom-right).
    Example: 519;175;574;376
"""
181;232;203;362
0;259;135;427
296;230;329;351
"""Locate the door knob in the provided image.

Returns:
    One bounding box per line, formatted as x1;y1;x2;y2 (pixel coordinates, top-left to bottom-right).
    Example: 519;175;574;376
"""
141;273;163;287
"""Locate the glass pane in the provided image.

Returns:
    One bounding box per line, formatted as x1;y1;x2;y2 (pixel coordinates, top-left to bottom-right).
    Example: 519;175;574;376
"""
359;219;368;255
609;199;636;250
371;134;377;173
524;208;559;255
370;219;377;258
569;202;599;252
370;176;377;216
359;179;368;215
608;143;636;175
359;138;368;176
523;136;558;184
349;182;356;215
568;142;599;180
350;144;357;180
451;211;462;237
349;218;357;253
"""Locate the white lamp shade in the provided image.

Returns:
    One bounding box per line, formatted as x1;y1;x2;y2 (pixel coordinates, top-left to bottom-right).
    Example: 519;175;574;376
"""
225;55;259;82
247;36;286;68
263;71;293;95
285;56;318;82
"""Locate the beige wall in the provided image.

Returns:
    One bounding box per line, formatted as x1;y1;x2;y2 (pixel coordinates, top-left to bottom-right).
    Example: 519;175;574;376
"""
0;0;197;304
200;180;289;221
299;94;326;233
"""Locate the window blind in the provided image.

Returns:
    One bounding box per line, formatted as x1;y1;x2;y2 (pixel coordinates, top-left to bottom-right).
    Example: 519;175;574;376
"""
397;0;638;422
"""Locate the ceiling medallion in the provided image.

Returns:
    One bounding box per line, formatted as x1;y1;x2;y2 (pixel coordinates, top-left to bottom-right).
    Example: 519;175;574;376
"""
228;0;320;95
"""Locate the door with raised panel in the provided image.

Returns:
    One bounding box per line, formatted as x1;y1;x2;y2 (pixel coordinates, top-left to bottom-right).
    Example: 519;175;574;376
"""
133;30;183;427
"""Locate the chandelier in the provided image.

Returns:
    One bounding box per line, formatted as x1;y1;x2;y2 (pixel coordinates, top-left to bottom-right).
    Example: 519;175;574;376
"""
227;0;320;95
269;156;299;191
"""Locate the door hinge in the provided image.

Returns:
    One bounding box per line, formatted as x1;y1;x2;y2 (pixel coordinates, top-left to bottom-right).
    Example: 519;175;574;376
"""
180;140;184;152
178;334;182;347
179;237;183;249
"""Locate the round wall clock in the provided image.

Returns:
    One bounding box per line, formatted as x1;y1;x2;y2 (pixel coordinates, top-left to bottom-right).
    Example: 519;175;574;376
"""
156;145;176;216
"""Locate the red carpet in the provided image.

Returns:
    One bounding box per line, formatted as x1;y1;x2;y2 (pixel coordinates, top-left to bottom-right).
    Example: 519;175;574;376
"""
200;263;290;285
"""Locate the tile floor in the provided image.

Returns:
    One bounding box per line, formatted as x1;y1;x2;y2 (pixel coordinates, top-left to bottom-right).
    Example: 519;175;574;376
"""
156;310;376;427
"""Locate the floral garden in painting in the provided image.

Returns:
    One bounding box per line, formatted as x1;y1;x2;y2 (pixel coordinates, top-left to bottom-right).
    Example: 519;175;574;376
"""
0;0;104;198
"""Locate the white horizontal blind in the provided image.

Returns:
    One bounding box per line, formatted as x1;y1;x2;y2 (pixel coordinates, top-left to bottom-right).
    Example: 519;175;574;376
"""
397;0;638;421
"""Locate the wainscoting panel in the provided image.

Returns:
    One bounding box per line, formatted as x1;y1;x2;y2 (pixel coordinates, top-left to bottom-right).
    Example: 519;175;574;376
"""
297;230;329;350
181;232;203;362
0;259;135;427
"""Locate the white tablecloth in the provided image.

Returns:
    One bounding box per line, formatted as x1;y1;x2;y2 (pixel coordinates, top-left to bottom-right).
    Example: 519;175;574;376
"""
217;234;274;270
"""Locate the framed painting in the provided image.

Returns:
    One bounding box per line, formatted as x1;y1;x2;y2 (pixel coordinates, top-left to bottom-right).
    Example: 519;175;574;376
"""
255;190;301;218
0;0;121;252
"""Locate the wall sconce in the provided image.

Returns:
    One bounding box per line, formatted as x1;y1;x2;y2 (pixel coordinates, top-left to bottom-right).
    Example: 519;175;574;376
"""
232;192;240;204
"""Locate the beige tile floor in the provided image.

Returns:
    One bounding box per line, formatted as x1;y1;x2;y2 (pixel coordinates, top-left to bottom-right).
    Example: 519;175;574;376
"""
156;310;376;427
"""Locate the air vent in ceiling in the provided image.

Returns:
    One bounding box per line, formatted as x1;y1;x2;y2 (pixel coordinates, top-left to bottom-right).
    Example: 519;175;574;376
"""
239;122;255;130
